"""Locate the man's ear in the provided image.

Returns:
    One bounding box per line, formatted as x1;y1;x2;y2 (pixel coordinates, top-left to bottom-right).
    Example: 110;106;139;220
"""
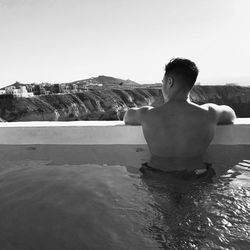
168;76;174;87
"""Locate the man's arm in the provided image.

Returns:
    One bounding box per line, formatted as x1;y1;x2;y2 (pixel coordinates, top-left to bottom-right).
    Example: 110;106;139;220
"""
123;106;153;125
201;103;236;124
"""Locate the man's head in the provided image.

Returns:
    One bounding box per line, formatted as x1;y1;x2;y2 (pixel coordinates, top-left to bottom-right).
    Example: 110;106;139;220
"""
162;58;199;101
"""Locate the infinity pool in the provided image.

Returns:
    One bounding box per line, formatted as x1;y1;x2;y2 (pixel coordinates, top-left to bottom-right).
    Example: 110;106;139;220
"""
0;145;249;250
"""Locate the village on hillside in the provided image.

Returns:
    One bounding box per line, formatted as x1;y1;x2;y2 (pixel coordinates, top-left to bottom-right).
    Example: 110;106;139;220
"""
0;81;104;98
0;76;146;98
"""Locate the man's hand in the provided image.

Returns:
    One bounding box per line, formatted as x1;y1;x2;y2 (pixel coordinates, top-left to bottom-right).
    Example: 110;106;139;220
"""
123;106;153;125
201;103;236;124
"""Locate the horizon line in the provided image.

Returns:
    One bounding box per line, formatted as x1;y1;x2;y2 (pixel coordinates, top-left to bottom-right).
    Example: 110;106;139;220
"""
1;75;250;88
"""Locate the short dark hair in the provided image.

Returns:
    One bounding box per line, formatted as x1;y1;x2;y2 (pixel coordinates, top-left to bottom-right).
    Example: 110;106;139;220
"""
165;58;199;89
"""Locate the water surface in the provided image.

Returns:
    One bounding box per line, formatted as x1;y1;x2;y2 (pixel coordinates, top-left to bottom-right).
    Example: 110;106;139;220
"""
0;159;249;249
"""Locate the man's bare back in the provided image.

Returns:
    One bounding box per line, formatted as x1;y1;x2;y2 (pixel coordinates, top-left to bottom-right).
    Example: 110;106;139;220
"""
140;101;217;171
124;58;236;173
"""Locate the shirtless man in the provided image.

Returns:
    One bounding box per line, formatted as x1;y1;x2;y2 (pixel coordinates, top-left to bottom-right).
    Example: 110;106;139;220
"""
124;58;236;178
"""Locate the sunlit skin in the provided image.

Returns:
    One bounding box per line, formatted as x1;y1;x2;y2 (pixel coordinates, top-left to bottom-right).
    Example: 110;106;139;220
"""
124;72;236;172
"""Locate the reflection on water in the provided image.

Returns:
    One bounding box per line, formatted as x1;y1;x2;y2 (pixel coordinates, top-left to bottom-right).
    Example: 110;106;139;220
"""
140;176;212;249
140;161;250;250
0;160;249;250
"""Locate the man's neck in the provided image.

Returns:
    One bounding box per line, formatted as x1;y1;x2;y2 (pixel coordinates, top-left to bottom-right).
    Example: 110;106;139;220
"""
166;92;189;103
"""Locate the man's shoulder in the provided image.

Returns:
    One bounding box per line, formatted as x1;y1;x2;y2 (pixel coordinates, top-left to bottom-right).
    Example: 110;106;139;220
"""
199;103;221;118
138;106;156;121
124;106;154;125
199;103;217;110
200;103;236;124
190;102;216;114
176;102;217;125
141;105;165;117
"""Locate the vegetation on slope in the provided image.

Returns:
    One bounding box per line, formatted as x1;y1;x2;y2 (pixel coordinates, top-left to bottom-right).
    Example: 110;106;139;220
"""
0;85;249;121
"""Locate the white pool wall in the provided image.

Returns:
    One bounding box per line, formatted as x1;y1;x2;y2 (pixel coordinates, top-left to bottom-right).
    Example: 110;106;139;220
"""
0;119;250;171
0;118;250;145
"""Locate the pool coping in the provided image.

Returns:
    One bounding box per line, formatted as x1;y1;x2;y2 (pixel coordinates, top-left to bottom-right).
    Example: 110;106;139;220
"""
0;118;249;145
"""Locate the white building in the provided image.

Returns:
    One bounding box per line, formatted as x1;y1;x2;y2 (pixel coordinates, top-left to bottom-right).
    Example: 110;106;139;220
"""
0;89;6;95
12;86;34;98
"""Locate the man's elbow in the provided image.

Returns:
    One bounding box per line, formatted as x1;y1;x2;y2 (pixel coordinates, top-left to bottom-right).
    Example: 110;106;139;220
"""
219;105;237;124
123;108;141;125
229;108;237;122
123;109;131;124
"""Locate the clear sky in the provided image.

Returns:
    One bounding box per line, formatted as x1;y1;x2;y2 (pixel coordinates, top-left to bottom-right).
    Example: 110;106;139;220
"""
0;0;250;87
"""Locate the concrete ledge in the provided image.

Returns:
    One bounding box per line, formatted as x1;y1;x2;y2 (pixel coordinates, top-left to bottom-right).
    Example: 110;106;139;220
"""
0;118;249;145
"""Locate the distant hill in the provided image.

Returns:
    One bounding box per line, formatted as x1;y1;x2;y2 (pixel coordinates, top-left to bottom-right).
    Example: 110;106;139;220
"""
0;76;141;90
70;75;140;87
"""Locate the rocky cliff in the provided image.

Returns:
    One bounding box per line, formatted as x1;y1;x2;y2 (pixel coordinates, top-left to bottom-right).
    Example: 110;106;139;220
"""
0;85;249;121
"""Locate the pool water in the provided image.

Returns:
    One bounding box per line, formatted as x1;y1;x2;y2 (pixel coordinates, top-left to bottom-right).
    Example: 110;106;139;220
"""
0;156;249;250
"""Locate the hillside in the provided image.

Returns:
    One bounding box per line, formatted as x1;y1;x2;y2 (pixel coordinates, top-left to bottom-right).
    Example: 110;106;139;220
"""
70;75;140;87
0;75;140;91
0;85;250;122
